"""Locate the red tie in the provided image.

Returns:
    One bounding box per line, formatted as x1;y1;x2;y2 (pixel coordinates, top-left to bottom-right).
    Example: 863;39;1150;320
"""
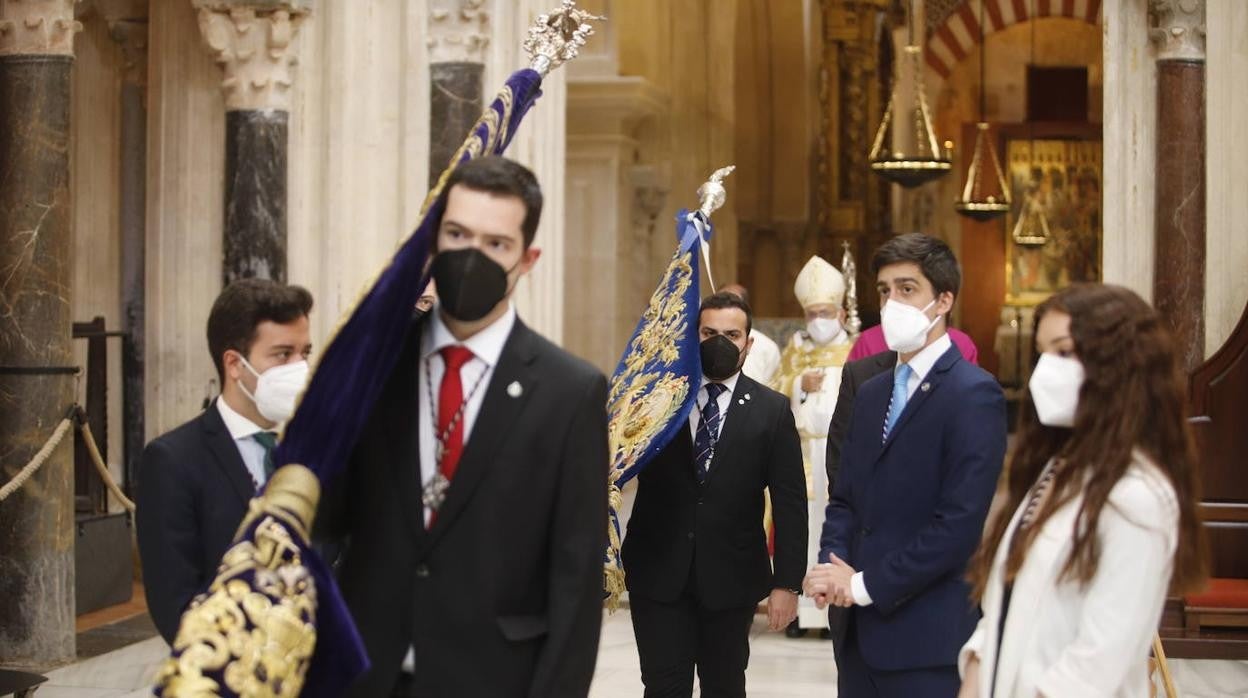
437;346;476;482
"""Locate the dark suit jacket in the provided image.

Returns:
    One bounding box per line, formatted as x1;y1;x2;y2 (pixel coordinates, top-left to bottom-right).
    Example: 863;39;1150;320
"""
622;374;807;609
820;344;1006;672
136;401;256;644
316;315;609;698
824;351;897;498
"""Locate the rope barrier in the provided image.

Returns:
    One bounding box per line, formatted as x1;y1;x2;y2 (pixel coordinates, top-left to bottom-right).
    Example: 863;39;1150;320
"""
78;418;136;513
0;417;74;503
0;406;136;514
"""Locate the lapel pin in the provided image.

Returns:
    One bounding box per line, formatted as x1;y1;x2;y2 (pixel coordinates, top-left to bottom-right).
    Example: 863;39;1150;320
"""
507;381;523;398
921;382;931;392
744;393;752;401
738;398;746;405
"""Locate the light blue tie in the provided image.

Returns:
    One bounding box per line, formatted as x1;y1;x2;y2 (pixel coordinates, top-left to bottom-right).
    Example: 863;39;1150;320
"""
883;363;913;441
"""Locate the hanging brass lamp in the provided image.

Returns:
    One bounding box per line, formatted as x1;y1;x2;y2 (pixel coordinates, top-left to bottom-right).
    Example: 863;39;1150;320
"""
955;0;1010;221
955;123;1011;220
1011;191;1052;245
869;1;951;188
1010;0;1050;247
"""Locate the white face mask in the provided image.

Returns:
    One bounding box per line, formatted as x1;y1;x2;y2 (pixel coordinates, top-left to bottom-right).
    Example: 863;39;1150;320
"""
880;298;939;353
806;317;843;346
238;357;309;424
1028;353;1085;427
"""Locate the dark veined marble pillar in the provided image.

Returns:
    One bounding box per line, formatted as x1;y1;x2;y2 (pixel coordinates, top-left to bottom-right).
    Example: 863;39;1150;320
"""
427;0;490;184
225;110;288;282
1151;0;1207;372
0;0;81;667
430;62;484;185
193;1;308;284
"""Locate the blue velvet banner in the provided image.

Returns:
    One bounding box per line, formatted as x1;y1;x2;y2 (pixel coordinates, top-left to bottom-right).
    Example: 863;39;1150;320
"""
603;210;710;602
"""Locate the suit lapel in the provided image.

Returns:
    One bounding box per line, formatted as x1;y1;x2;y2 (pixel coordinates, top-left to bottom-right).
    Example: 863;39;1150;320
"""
200;401;257;506
702;374;756;489
425;321;539;546
877;345;962;461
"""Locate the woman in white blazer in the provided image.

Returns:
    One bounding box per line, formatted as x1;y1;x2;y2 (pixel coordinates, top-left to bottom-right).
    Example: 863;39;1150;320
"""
958;284;1208;698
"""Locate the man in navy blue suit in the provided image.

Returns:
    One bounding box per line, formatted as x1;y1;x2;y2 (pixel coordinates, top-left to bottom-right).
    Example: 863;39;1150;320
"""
804;233;1006;697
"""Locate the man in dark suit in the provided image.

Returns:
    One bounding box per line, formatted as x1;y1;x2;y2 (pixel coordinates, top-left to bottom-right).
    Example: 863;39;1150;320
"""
622;291;807;698
818;349;895;662
136;279;314;643
805;233;1007;697
824;351;895;495
315;156;608;697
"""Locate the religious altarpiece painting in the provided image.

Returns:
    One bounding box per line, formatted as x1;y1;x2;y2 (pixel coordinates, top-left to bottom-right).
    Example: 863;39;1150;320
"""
991;136;1102;392
1004;138;1103;306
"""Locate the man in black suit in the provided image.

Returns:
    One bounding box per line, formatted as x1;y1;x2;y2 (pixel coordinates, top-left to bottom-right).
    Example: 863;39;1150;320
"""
824;351;895;495
136;279;314;643
622;292;807;698
316;156;609;697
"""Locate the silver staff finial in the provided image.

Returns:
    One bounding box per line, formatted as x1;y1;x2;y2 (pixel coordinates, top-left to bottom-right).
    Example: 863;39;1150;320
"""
696;166;735;219
523;1;606;77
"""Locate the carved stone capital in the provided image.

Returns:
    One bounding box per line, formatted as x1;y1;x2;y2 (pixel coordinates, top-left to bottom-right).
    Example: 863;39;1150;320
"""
108;19;146;87
428;0;490;65
1150;0;1206;62
193;2;309;111
0;0;83;57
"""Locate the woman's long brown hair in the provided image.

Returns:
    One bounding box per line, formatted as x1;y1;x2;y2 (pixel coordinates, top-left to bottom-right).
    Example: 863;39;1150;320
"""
968;284;1208;600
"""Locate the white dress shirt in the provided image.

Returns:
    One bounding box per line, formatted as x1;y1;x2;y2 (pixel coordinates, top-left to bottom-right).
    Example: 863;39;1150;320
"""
216;396;272;490
417;303;516;527
851;331;953;607
687;371;740;445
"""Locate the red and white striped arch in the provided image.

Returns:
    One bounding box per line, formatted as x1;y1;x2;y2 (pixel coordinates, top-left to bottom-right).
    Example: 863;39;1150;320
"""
925;0;1103;79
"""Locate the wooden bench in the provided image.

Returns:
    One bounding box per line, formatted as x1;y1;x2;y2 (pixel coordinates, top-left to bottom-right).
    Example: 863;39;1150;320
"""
0;669;47;697
1184;577;1248;632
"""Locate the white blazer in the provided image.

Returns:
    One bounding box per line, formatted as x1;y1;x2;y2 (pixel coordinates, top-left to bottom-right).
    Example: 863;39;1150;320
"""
959;452;1179;698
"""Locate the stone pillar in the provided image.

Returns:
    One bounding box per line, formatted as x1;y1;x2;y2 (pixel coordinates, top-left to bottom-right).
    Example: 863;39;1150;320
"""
565;70;667;372
105;12;148;498
1101;0;1158;301
194;1;308;284
0;0;81;667
1205;0;1248;355
1151;0;1206;371
427;0;489;183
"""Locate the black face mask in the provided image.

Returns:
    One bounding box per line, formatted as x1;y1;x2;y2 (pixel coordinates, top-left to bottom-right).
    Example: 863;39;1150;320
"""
431;248;511;322
700;335;743;381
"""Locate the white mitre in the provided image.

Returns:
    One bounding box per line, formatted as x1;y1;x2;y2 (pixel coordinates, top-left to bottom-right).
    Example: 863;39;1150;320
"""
793;255;845;309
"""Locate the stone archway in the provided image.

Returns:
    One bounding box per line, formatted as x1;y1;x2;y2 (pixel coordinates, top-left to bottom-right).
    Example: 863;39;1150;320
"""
925;0;1102;77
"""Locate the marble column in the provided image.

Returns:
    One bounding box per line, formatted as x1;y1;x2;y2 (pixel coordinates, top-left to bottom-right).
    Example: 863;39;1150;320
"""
0;0;81;667
427;1;489;188
194;1;308;284
1101;0;1157;301
1151;0;1207;371
108;15;148;498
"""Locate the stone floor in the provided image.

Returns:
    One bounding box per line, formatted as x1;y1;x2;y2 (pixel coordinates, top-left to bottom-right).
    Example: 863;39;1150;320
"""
26;609;1248;697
